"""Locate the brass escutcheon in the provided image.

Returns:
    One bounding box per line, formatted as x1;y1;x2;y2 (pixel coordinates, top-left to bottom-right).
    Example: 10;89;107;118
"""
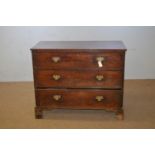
96;56;105;62
53;74;61;80
96;96;105;102
96;75;104;81
52;56;61;63
96;56;105;67
53;95;62;101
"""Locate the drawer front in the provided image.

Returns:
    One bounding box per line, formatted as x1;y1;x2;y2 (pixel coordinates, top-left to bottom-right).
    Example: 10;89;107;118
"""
34;70;123;88
36;89;122;110
32;51;124;70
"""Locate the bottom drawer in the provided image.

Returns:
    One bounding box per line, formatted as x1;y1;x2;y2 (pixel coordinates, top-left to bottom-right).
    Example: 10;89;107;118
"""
36;89;122;110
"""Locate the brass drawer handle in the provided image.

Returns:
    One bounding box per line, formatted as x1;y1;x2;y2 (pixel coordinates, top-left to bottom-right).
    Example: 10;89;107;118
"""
53;95;62;101
52;56;61;63
96;96;105;102
96;56;105;67
53;74;61;80
96;75;104;81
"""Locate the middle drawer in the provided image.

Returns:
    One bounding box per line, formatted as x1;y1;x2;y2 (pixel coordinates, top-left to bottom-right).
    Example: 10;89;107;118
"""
34;70;123;88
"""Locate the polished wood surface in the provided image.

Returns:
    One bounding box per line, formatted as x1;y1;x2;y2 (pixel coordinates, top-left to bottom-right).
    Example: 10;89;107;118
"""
34;70;123;88
31;41;127;50
36;89;122;110
31;41;126;119
32;51;124;70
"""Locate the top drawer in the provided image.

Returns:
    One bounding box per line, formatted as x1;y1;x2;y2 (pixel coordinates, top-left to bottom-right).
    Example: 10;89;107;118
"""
32;50;124;70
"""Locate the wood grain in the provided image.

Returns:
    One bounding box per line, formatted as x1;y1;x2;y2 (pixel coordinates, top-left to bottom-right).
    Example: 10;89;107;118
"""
34;70;123;89
31;41;126;119
32;51;124;70
36;89;122;111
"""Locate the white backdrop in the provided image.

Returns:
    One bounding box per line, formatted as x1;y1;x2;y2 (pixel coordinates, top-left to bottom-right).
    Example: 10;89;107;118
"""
0;26;155;81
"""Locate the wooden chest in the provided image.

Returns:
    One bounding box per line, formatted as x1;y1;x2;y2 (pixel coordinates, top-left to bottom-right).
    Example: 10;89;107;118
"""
31;41;126;120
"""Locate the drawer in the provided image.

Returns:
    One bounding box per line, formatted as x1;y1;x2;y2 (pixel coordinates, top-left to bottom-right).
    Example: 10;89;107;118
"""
36;89;122;110
32;51;124;70
34;70;123;88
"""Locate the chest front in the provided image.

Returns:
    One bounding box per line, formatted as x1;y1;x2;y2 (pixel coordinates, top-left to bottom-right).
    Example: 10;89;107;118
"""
31;41;126;120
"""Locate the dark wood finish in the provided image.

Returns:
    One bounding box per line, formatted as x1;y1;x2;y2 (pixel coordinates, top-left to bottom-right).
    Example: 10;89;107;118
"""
32;51;124;70
31;41;126;120
31;41;126;50
116;108;124;120
35;107;43;119
34;70;123;88
36;89;122;110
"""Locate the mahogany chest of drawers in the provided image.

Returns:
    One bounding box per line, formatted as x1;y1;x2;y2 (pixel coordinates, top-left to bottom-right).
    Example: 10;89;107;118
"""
31;41;126;120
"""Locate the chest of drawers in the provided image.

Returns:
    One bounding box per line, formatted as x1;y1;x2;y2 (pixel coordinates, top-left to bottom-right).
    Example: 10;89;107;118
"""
31;41;126;120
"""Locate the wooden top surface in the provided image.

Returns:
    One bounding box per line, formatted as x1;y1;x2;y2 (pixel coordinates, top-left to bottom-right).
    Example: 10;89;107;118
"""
31;41;126;51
